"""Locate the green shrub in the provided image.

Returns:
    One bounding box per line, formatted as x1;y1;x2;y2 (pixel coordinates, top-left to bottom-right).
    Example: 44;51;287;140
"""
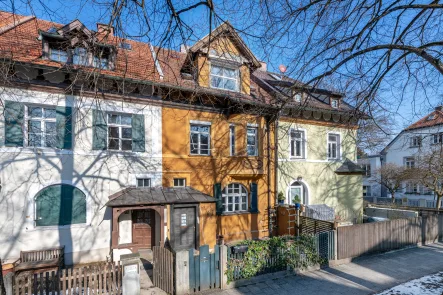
226;235;326;283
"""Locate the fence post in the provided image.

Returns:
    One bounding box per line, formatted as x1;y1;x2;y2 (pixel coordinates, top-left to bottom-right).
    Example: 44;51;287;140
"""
333;230;338;261
175;250;189;295
220;245;228;290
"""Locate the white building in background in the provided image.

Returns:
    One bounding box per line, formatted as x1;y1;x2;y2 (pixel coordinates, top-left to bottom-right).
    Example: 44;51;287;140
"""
380;106;443;205
357;155;382;198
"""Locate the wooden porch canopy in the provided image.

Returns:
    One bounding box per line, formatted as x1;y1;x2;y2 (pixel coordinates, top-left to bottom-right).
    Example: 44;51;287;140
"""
107;187;215;251
106;186;216;207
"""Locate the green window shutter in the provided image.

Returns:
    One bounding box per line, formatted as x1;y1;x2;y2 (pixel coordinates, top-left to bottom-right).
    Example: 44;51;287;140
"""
250;182;258;213
36;185;62;226
35;184;86;226
214;183;223;215
132;114;145;152
60;185;86;225
92;109;107;150
4;100;24;147
56;106;73;149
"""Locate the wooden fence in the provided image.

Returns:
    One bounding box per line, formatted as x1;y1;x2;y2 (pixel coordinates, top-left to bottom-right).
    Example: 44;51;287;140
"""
14;262;122;295
153;246;174;295
277;206;335;236
337;215;443;260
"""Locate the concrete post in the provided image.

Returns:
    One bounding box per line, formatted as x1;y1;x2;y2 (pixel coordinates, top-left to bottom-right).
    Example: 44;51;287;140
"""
121;253;141;295
333;229;338;261
1;273;13;295
220;245;228;289
175;250;189;295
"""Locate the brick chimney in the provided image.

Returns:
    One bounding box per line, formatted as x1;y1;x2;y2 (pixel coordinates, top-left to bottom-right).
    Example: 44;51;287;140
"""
96;23;114;40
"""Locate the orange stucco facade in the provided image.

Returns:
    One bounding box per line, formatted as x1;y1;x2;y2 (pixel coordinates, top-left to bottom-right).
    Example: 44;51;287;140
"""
162;107;275;247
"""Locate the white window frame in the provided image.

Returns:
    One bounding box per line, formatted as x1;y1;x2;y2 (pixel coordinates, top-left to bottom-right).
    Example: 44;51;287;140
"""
289;128;306;159
331;99;339;108
209;63;239;92
24;105;57;148
49;48;68;63
222;183;248;213
246;126;258;156
288;182;305;204
327;132;341;160
363;185;372;197
410;135;422;147
136;178;151;187
230;125;236;156
363;164;371;177
432;133;443;144
173;178;186;187
190;123;211;155
405;182;419;194
404;157;415;169
107;113;133;151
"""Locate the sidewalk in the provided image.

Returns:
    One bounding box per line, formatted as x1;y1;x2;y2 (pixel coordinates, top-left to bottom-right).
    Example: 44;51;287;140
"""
215;242;443;295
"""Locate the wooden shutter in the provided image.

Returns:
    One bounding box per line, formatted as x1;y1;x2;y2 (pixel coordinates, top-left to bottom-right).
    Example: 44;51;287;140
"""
4;100;24;147
36;186;62;226
35;184;86;226
250;182;258;213
92;109;107;150
56;106;73;149
214;183;223;215
61;185;86;225
132;113;145;152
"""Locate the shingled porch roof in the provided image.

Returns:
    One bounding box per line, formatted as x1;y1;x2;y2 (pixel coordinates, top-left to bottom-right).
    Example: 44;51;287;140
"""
106;186;216;207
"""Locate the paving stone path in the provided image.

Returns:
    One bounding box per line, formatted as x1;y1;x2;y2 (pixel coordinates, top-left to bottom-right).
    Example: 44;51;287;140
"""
214;242;443;295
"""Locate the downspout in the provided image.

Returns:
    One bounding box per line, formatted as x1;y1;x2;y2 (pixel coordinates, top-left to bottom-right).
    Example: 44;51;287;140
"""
273;116;279;237
266;117;272;237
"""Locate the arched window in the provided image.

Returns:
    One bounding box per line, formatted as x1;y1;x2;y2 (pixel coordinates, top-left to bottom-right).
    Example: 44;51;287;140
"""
288;181;306;205
222;183;248;212
35;184;86;226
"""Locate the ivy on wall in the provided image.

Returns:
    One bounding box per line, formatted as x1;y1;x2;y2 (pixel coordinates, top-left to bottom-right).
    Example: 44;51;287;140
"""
226;235;326;282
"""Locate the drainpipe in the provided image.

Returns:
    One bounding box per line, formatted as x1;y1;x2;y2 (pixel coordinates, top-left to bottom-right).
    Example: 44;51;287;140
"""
266;118;272;237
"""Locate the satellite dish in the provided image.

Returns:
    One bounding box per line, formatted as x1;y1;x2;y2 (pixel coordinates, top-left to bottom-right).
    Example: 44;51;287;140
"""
279;64;287;73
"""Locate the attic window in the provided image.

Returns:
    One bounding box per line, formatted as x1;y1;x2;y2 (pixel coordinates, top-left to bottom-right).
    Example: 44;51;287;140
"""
294;93;302;102
119;42;132;50
331;98;339;108
427;114;436;121
210;64;239;92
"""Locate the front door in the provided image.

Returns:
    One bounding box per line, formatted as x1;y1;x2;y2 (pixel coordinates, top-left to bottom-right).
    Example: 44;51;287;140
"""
173;207;196;250
132;210;155;248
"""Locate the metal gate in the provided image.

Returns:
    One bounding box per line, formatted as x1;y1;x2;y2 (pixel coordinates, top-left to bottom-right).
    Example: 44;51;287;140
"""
189;245;221;293
153;246;174;294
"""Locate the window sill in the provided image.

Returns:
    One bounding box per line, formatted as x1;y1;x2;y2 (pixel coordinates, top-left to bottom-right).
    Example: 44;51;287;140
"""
188;153;211;157
289;157;306;161
219;211;260;216
27;223;91;232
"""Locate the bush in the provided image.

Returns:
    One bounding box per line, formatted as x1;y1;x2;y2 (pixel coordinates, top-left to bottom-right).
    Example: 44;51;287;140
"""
226;235;326;282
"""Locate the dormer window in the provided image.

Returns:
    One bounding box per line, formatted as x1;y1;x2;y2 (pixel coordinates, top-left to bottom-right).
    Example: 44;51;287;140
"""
93;54;110;70
294;93;302;102
49;48;68;63
210;64;239;92
331;98;339;108
73;47;88;66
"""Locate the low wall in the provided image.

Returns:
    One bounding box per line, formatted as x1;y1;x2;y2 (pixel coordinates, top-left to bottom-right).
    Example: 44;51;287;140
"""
365;207;418;219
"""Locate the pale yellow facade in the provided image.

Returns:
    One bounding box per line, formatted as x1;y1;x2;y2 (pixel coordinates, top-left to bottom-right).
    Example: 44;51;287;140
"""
277;118;363;223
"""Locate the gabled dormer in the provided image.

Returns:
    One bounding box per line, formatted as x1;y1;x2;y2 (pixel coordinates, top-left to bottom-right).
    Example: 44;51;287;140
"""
40;20;115;70
181;22;261;95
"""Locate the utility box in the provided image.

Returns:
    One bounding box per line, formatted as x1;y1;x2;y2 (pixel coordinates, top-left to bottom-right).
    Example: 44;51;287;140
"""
121;253;141;295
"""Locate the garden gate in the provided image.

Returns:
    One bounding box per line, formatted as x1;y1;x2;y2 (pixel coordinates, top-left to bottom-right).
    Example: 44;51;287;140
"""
153;246;174;294
188;245;221;293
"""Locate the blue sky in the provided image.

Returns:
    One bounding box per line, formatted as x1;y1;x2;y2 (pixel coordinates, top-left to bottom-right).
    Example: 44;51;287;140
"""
1;0;441;135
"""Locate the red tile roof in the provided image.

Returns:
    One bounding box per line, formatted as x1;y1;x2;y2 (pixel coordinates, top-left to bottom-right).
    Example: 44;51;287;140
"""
405;107;443;130
0;11;356;114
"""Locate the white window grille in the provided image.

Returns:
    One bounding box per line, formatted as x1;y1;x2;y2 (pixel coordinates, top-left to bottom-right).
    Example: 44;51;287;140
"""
222;183;248;212
108;114;132;151
26;106;57;148
190;124;210;155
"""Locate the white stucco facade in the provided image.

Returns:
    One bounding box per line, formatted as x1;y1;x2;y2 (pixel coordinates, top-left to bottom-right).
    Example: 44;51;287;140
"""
382;120;443;202
0;87;162;265
357;155;382;197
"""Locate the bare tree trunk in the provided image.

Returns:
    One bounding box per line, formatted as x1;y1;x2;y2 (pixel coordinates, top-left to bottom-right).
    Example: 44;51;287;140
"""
391;192;395;203
436;194;442;210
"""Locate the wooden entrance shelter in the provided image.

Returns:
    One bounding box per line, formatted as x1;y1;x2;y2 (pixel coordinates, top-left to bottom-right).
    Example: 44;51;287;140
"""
106;187;215;253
